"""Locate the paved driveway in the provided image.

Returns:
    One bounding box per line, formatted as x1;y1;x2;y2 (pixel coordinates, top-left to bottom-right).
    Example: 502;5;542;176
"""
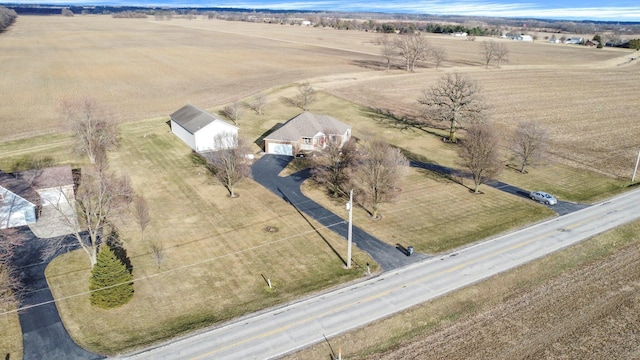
11;227;103;360
410;160;591;216
252;155;427;271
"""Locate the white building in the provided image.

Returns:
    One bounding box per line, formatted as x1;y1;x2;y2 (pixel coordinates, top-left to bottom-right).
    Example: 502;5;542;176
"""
170;104;239;153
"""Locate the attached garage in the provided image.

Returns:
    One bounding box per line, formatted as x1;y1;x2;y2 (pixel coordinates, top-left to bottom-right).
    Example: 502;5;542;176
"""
267;143;293;156
263;112;352;156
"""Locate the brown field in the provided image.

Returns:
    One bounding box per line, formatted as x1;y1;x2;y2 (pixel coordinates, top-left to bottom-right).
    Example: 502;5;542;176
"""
285;220;640;360
1;14;640;357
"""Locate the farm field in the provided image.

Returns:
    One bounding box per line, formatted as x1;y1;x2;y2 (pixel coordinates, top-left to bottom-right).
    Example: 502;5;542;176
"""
0;14;639;357
285;219;640;360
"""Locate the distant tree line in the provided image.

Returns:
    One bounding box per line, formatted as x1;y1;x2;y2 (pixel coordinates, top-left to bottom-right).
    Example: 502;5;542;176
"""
0;6;17;32
112;11;148;18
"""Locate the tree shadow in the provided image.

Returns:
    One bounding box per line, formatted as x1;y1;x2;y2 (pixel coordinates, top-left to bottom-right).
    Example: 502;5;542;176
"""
359;107;448;141
254;123;284;151
278;189;346;267
104;227;133;274
351;59;388;70
395;243;414;256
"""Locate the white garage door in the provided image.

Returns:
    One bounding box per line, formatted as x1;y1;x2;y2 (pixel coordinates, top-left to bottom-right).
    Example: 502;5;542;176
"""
269;143;293;156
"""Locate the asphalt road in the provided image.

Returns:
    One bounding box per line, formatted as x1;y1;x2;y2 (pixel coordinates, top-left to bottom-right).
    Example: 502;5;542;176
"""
120;181;640;360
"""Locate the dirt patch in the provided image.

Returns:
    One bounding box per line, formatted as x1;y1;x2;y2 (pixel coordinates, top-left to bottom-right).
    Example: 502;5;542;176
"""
371;242;640;360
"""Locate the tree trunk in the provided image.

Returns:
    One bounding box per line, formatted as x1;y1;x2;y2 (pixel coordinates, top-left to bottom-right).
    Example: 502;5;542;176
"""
449;120;457;142
520;163;527;173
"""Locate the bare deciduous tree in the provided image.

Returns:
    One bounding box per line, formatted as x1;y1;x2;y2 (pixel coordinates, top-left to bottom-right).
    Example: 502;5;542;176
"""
54;167;133;267
223;100;244;125
352;136;408;219
249;93;268;115
459;122;503;193
0;224;23;312
481;40;497;68
133;194;151;242
61;96;119;165
510;120;549;173
203;133;252;198
394;32;430;72
419;73;485;143
292;82;317;111
481;41;509;68
379;34;396;72
494;43;509;68
148;239;164;269
312;136;358;198
431;46;447;70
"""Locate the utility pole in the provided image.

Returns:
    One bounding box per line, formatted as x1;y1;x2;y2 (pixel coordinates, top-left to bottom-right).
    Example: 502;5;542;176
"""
633;149;640;182
346;189;353;269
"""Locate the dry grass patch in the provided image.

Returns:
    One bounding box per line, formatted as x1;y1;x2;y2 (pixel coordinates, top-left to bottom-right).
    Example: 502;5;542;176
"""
302;167;555;254
45;116;375;355
284;218;640;360
323;63;640;184
0;310;22;360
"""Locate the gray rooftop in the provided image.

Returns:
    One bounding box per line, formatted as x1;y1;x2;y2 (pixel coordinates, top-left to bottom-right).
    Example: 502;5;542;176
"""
170;104;237;135
264;112;351;142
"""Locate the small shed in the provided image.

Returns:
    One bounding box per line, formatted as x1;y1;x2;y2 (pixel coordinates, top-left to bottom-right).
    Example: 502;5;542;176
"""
263;112;352;156
170;104;239;153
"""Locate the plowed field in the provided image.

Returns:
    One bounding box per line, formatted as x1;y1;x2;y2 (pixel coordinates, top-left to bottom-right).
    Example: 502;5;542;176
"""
372;242;640;359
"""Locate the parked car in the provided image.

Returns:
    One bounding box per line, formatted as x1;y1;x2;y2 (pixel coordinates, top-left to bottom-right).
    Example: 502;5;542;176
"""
529;191;558;205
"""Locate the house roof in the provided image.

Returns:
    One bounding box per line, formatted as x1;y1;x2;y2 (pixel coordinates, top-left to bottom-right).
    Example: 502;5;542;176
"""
170;104;238;135
0;171;39;205
264;112;351;142
19;165;74;190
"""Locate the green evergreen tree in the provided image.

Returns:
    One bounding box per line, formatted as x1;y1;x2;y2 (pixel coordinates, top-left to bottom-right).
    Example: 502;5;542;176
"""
89;244;134;308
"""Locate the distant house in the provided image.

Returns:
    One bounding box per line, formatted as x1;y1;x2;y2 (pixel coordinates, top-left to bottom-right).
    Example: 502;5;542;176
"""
300;20;311;26
565;37;583;44
514;34;533;42
451;32;468;37
549;38;561;43
584;39;600;47
263;112;352;156
170;104;239;153
0;171;39;229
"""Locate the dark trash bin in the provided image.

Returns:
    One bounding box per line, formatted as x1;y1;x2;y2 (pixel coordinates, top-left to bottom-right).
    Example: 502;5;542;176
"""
407;246;414;256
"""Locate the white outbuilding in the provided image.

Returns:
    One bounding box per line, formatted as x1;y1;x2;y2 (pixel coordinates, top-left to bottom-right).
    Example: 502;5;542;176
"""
170;104;239;153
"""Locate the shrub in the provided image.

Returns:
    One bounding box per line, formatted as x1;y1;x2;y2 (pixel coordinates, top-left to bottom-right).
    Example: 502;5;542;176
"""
89;244;134;308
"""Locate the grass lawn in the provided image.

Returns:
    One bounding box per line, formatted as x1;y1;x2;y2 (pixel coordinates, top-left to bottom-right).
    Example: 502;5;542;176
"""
2;86;632;355
44;115;376;355
302;168;555;254
0;308;22;360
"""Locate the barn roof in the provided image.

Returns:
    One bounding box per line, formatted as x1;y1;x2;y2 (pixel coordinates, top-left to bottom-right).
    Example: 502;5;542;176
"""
170;104;238;135
264;112;351;142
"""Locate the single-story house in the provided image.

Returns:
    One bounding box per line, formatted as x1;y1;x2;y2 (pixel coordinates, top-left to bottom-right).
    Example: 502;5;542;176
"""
584;39;600;47
263;112;352;156
0;171;39;229
514;34;533;41
451;32;468;37
1;166;76;229
565;37;583;44
170;104;239;153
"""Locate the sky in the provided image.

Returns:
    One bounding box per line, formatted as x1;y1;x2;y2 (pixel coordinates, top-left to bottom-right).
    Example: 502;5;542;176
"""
10;0;640;22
